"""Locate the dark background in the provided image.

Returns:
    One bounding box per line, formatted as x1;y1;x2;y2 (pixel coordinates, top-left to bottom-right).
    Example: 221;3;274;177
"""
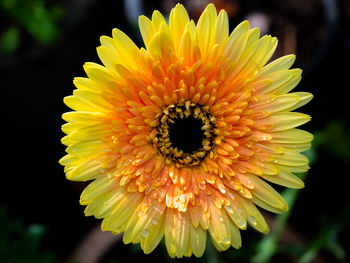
1;0;350;262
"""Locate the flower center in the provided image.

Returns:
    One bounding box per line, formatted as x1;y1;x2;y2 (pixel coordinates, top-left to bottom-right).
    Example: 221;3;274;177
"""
169;117;203;153
153;101;216;167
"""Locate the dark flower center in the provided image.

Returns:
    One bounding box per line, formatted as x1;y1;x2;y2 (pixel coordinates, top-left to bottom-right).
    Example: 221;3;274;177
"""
169;117;204;153
153;101;216;167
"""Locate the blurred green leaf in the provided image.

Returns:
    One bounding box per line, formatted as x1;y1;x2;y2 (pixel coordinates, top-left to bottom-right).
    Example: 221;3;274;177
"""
206;235;219;263
297;227;345;263
325;239;346;261
0;26;20;53
0;0;64;46
0;205;58;263
0;0;17;9
314;121;350;162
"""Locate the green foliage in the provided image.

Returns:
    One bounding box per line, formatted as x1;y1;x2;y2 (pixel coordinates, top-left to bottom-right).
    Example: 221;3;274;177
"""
0;26;19;53
0;0;64;53
0;206;58;263
297;226;346;263
313;120;350;162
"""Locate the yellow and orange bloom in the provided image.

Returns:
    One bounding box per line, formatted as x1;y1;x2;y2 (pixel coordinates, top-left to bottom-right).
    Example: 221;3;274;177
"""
60;3;313;258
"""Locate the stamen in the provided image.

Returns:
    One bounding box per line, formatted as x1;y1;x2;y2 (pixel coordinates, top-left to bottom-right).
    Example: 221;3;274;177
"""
153;101;216;167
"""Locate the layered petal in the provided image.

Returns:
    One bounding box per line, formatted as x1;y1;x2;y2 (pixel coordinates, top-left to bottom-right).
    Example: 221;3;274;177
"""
60;3;312;258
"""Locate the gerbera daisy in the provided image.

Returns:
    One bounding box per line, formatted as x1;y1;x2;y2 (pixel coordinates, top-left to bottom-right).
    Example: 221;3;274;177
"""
60;3;313;258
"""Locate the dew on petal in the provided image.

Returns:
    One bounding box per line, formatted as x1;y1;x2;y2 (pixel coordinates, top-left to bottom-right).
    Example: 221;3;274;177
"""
141;229;150;238
237;219;247;229
248;216;257;226
222;237;231;245
225;205;234;214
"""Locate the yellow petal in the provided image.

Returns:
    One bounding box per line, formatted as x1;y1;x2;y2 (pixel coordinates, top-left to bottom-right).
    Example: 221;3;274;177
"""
125;202;166;243
268;112;311;131
59;153;78;166
138;15;155;49
83;62;117;86
61;122;80;134
112;28;139;68
224;194;247;230
209;232;230;251
276;164;310;173
259;54;296;77
72;89;115;112
212;9;229;46
73;77;94;90
208;203;231;249
97;46;120;70
223;20;250;60
85;187;127;219
261;167;304;189
80;175;120;204
226;28;260;82
99;35;117;51
255;68;301;95
247;174;288;213
165;209;190;258
169;3;190;51
102;192;143;233
68;122;112;141
141;212;166;254
178;29;192;64
251;93;301;114
251;195;285;214
190;224;206;257
290;92;313;111
64;95;98;112
67;140;109;157
270;128;314;144
66;158;103;181
273;150;309;166
235;194;269;234
274;69;302;95
279;142;312;152
139;10;167;49
256;161;277;176
229;223;242;249
196;3;217;56
62;111;107;123
61;135;75;146
151;10;167;30
248;35;277;71
148;23;175;65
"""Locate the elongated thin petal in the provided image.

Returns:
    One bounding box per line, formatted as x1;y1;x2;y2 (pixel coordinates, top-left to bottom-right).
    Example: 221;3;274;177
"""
247;174;289;213
190;224;206;257
261;167;304;189
169;3;190;51
141;212;166;254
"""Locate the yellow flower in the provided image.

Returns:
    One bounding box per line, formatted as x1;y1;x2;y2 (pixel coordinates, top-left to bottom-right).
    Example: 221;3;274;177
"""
60;3;313;258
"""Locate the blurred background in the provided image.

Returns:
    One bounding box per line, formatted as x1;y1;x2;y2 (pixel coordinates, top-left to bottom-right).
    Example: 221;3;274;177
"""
0;0;350;262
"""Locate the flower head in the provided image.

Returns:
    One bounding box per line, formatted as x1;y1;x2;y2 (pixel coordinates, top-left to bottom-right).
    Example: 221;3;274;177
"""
60;3;313;258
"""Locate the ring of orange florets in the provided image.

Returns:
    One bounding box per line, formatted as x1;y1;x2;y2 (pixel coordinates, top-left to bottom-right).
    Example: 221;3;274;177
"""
152;100;217;167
